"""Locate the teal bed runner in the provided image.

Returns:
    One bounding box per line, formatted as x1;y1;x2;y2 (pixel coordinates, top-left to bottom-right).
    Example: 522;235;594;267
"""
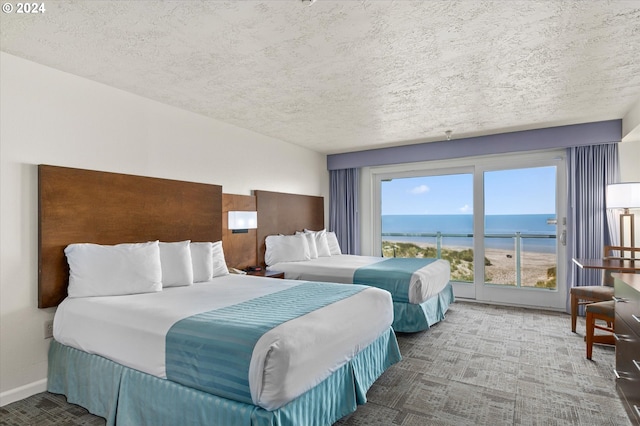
353;258;437;303
165;282;367;406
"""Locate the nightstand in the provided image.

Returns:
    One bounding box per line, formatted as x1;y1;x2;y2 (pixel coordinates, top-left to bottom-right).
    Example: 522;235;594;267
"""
246;270;285;279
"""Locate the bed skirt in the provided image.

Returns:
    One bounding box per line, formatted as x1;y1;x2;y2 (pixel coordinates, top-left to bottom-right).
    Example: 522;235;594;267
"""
392;282;455;333
47;327;401;426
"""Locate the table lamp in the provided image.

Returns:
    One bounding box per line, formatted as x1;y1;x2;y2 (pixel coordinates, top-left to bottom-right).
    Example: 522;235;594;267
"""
606;182;640;251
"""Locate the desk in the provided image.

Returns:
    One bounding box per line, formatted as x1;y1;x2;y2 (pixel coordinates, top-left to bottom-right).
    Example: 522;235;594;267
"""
572;257;639;273
612;273;640;424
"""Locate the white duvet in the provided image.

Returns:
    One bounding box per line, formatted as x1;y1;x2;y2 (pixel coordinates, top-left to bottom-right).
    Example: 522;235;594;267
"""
53;274;393;410
268;254;451;304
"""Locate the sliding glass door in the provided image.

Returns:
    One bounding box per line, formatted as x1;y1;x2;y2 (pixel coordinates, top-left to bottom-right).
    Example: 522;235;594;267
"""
478;163;564;307
369;150;567;309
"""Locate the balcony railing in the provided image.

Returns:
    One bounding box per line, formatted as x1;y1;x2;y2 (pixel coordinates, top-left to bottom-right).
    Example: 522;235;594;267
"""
382;231;557;288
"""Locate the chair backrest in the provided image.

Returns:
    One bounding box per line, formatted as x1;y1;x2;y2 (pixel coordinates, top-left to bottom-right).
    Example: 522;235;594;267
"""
603;245;640;260
602;245;639;285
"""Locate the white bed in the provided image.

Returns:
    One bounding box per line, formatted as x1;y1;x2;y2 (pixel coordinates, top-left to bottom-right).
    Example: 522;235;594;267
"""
268;254;451;305
266;249;454;333
53;273;394;411
40;168;401;426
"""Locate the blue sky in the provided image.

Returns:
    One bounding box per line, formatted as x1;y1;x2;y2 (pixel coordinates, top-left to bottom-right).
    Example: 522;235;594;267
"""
381;166;556;215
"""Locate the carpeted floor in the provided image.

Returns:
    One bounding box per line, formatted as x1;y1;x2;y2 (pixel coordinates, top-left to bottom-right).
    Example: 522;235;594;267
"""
1;301;632;426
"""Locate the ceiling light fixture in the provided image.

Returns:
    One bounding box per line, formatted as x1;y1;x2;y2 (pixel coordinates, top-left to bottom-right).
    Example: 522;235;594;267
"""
445;130;453;141
301;0;317;5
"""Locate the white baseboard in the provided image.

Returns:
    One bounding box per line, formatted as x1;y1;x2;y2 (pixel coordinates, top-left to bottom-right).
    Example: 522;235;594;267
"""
0;379;47;407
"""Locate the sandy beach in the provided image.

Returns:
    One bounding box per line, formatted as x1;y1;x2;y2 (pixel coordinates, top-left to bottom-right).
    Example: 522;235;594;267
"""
483;247;556;287
384;240;557;288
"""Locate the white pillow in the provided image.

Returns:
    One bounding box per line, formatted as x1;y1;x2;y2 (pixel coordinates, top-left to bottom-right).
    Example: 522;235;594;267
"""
65;241;162;298
190;242;214;282
296;231;318;259
211;241;229;277
159;241;194;287
326;231;342;255
305;229;331;257
265;234;311;266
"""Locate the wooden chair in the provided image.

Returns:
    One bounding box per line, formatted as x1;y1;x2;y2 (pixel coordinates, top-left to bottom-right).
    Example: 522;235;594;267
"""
585;300;615;360
570;245;638;333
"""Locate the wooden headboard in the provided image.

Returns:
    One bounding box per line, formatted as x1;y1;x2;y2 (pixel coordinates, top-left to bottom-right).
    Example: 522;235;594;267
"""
38;165;222;308
255;190;324;267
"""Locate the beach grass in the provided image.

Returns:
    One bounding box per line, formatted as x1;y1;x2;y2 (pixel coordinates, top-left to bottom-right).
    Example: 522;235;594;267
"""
382;240;557;289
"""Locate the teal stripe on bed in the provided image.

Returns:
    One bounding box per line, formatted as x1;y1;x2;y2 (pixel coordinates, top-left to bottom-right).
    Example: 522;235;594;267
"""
165;281;367;407
353;258;437;303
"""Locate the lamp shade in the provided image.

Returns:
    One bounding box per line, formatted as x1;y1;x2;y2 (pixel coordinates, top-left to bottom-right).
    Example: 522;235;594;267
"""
606;182;640;209
228;211;257;230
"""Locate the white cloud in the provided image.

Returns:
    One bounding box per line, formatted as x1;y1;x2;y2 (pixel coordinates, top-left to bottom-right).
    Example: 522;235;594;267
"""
459;204;471;213
409;184;429;194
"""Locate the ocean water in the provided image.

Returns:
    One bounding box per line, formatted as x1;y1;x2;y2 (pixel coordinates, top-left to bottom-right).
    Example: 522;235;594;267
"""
382;214;557;253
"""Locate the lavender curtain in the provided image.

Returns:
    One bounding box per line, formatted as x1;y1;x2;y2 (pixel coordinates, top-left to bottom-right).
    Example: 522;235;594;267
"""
329;168;360;255
565;143;619;313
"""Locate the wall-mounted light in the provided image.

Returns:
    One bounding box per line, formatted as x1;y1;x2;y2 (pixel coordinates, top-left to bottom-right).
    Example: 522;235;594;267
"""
606;182;640;251
228;211;257;234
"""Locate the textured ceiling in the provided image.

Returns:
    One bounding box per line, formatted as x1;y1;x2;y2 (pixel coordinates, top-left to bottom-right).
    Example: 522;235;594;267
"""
2;1;640;154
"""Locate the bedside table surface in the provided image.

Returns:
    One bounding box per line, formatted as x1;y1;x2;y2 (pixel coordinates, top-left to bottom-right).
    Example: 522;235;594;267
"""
246;270;284;278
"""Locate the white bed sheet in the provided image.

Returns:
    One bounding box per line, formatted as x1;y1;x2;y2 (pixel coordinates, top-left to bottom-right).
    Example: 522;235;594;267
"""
53;274;393;410
268;254;451;304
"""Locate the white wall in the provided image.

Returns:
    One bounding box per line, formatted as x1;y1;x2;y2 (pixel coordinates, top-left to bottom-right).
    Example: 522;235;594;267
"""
0;52;329;405
619;140;640;182
622;98;640;144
